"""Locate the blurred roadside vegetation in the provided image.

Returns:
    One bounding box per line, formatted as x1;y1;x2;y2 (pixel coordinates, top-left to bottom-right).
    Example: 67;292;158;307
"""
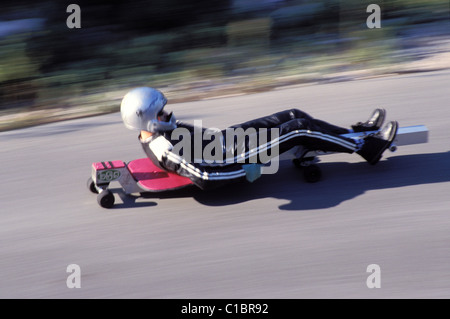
0;0;449;130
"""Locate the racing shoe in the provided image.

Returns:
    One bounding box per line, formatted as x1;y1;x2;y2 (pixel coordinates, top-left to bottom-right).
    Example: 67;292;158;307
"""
352;108;386;132
357;121;398;165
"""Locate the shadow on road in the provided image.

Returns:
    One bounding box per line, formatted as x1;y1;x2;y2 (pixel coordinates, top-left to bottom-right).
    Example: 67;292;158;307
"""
107;192;158;209
191;151;450;210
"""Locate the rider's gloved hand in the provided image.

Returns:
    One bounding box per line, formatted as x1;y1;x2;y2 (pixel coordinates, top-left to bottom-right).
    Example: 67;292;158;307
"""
242;164;262;183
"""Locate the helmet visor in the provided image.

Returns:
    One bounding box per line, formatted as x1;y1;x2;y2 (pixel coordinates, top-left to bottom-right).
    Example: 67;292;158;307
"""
158;110;173;122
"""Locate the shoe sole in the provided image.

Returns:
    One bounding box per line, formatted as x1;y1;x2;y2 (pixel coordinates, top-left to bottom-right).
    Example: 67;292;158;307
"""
374;108;386;130
369;121;398;165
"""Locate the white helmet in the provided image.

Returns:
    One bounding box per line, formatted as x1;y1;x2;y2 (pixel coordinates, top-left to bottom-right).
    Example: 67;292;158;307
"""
120;87;177;133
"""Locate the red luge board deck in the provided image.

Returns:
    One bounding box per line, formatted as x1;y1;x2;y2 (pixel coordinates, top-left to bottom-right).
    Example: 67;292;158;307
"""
127;158;193;191
93;160;126;170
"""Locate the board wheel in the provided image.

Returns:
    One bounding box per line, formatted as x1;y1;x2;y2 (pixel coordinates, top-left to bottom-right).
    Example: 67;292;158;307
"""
97;190;115;208
303;164;322;183
293;157;316;169
87;177;98;194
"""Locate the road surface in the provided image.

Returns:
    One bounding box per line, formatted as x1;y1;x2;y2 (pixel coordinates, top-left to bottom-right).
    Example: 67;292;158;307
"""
1;70;449;299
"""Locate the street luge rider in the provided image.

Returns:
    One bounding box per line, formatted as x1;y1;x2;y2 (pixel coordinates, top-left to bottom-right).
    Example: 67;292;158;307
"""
120;87;398;189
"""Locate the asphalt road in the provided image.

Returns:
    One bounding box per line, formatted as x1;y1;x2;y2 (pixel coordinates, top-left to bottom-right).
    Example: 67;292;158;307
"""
1;70;449;299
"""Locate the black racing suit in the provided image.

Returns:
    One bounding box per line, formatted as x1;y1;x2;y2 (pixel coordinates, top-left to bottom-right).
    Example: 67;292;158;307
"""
140;109;358;189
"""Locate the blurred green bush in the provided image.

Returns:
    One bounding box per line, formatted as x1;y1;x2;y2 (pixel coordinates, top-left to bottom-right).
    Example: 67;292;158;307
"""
0;0;448;126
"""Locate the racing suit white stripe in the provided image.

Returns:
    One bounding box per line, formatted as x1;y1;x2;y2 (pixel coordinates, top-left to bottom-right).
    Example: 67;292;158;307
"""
188;129;357;167
165;151;247;180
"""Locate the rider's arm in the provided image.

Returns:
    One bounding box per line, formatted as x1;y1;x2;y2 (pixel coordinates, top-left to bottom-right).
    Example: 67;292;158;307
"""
145;135;248;190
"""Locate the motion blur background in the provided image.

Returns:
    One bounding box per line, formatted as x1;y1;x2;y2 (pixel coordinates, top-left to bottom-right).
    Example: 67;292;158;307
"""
0;0;448;131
